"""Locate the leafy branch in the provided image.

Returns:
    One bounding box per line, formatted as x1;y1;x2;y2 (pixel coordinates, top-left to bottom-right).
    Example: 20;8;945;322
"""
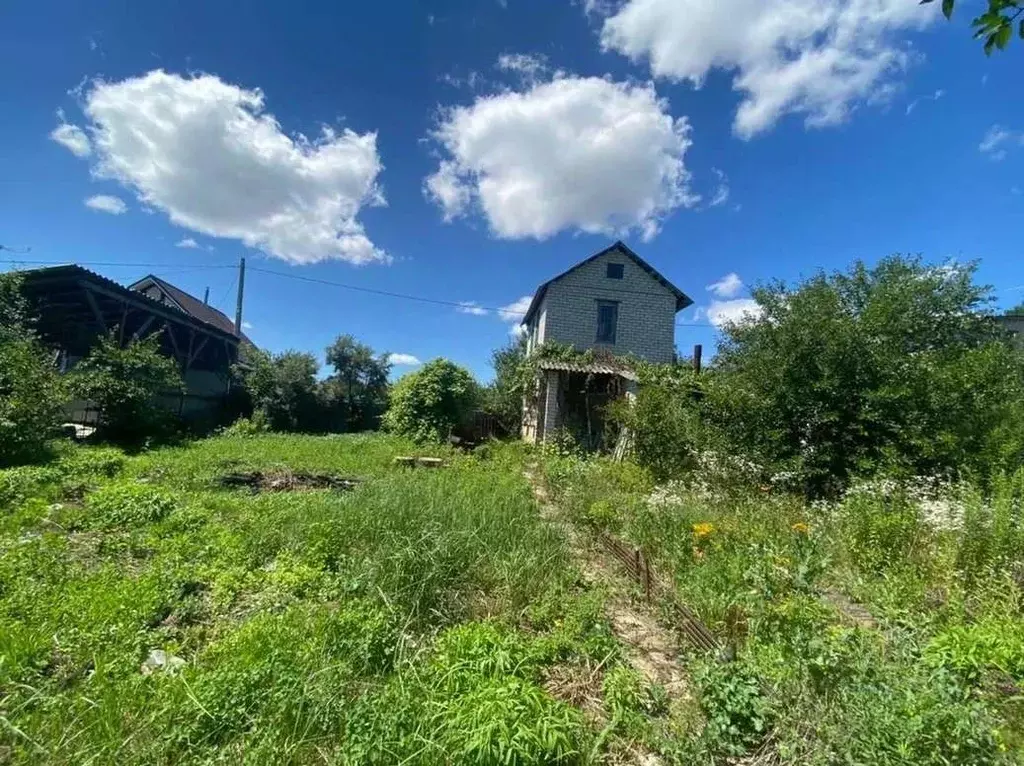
922;0;1024;53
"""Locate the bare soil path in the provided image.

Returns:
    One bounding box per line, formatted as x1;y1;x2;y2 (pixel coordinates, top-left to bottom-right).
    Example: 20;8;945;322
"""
524;467;690;706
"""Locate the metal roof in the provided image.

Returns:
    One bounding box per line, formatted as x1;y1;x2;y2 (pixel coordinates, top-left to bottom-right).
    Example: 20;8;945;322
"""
537;359;638;381
130;274;239;337
521;241;692;326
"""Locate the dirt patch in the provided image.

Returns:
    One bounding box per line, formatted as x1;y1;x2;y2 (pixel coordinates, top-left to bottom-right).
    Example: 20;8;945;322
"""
217;470;360;493
542;658;609;725
525;467;692;702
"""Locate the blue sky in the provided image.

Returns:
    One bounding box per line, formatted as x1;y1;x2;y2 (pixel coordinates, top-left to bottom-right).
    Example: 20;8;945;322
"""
2;0;1023;380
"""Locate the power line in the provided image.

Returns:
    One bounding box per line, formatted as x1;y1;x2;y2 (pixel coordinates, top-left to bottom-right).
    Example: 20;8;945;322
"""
246;265;719;327
1;257;719;328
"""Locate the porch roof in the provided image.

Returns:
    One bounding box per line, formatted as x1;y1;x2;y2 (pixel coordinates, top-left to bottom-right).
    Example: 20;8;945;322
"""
537;359;638;382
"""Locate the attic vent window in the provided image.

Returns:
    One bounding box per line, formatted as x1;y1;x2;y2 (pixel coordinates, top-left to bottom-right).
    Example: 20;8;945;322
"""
606;263;624;279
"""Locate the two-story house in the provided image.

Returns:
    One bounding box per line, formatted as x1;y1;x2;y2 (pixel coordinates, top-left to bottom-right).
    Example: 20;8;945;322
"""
519;241;692;444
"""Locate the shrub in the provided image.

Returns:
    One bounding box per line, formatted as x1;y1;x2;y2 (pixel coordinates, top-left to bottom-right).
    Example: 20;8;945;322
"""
382;358;479;443
694;657;773;756
70;332;183;445
0;337;68;466
233;347;320;432
219;410;271;437
0;272;68;466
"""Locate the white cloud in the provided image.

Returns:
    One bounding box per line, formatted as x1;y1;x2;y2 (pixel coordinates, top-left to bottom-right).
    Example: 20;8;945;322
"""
707;298;762;327
457;301;490;316
979;124;1024;161
84;194;127;215
709;168;730;207
242;321;253;330
425;74;697;241
706;272;743;298
905;88;944;115
498;295;533;323
496;53;549;82
388;353;422;366
50;113;91;157
65;70;387;265
595;0;938;138
175;237;199;249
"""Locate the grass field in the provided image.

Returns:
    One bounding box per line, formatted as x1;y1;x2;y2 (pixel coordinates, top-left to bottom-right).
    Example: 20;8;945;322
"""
0;434;694;765
4;433;1023;764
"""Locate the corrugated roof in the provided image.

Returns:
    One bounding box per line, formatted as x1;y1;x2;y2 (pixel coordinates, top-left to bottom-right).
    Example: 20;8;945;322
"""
130;274;238;337
521;241;692;326
537;359;638;381
20;264;239;342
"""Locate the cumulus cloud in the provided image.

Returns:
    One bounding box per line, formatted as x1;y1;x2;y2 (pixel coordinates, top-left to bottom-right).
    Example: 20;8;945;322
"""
60;69;387;265
706;272;743;298
388;353;422;366
50;112;91;157
242;321;253;330
979;124;1024;161
707;298;762;327
457;301;490;316
425;74;697;241
84;194;127;215
498;295;533;323
175;237;199;249
594;0;938;138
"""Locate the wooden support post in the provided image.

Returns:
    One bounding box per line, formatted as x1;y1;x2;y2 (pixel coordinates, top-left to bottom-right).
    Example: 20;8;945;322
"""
693;344;703;374
132;314;157;340
81;284;106;333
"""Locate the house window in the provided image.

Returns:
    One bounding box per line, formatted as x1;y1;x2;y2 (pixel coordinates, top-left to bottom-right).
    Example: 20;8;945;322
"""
596;300;618;344
606;263;624;279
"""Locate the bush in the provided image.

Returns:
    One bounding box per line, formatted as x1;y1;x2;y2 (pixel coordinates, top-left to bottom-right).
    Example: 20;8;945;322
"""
0;272;69;467
70;332;183;445
382;359;479;443
0;337;68;466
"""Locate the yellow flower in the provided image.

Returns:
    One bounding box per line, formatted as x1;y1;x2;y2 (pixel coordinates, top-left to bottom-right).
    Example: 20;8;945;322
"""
692;522;715;539
791;522;810;535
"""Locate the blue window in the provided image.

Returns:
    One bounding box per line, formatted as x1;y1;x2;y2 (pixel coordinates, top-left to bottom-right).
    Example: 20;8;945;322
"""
606;263;624;279
596;301;618;344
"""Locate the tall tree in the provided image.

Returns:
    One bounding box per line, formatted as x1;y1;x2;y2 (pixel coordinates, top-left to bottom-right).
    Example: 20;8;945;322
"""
324;335;391;431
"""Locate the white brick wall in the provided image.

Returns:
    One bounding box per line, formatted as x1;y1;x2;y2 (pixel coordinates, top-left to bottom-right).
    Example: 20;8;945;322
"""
531;250;677;363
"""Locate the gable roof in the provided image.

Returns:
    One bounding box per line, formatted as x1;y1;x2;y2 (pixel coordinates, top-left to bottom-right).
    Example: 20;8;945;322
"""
520;241;692;326
129;274;239;337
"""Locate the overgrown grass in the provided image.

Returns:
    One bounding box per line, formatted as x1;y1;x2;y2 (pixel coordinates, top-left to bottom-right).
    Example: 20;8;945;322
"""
542;451;1024;763
0;435;671;764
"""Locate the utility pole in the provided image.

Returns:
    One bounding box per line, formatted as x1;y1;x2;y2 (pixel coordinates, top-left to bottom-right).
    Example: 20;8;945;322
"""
234;257;246;335
693;344;703;374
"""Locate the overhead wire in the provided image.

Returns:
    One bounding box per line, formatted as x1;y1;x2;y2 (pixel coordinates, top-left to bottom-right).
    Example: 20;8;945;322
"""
1;257;720;327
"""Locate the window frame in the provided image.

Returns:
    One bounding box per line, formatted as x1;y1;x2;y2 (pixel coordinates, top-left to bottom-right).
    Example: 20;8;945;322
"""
606;263;624;280
595;299;619;344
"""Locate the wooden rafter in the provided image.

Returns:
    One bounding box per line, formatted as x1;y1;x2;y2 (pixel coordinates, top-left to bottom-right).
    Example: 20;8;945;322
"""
80;283;107;333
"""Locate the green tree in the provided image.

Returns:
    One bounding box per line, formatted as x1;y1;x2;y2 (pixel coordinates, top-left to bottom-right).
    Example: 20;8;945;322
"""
323;335;391;431
712;255;1024;494
1008;301;1024;316
236;348;320;432
70;331;184;445
482;335;528;434
382;359;479;443
924;0;1024;53
0;273;68;466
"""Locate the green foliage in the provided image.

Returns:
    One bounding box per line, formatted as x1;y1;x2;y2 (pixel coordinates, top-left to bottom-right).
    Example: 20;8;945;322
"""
70;331;183;445
705;256;1024;495
482;335;528;433
694;658;772;756
81;480;178;528
321;334;391;431
235;347;320;432
925;617;1024;682
383;358;479;442
0;272;69;466
926;0;1024;53
219;410;271;437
